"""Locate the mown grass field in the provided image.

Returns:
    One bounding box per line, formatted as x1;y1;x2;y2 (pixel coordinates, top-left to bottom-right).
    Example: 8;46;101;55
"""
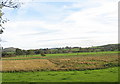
2;67;119;82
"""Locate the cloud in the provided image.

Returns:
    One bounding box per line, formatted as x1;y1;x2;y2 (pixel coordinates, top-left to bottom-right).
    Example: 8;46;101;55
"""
1;0;118;49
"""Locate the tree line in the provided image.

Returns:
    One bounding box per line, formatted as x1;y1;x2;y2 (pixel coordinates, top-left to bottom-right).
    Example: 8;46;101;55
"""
2;44;119;57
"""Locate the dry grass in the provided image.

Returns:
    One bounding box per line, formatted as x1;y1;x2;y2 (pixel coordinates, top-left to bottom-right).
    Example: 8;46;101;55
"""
1;59;57;72
48;55;118;70
1;54;119;72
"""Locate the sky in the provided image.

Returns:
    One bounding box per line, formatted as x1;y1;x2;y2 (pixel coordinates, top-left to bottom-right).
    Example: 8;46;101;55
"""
0;0;118;50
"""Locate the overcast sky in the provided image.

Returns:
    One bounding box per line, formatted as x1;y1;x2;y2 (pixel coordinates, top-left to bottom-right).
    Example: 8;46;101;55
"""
0;0;118;49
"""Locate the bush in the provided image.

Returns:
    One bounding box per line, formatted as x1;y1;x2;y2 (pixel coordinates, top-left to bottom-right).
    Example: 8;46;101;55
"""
41;53;46;56
2;52;16;57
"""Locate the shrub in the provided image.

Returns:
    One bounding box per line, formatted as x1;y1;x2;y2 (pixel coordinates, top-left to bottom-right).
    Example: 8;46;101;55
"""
41;53;46;56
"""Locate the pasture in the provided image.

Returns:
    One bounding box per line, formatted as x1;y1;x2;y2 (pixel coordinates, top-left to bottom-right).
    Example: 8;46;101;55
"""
1;51;119;82
2;67;119;82
2;51;119;59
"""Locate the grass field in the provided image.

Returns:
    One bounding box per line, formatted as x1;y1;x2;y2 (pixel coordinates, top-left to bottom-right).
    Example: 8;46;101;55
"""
1;51;118;72
2;51;119;59
1;51;119;82
2;67;119;82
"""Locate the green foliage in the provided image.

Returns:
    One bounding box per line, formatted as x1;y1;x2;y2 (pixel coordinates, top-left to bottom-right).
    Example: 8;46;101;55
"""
41;53;46;56
2;52;15;57
26;50;35;55
0;0;20;34
0;9;3;17
15;48;24;55
3;43;119;57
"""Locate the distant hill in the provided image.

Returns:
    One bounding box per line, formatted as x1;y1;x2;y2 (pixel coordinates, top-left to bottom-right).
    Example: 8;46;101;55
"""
3;47;17;52
91;44;119;51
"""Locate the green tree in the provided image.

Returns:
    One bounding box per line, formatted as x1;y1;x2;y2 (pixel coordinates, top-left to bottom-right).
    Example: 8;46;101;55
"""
0;0;20;34
34;49;40;54
15;48;23;55
26;50;35;55
40;50;46;56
